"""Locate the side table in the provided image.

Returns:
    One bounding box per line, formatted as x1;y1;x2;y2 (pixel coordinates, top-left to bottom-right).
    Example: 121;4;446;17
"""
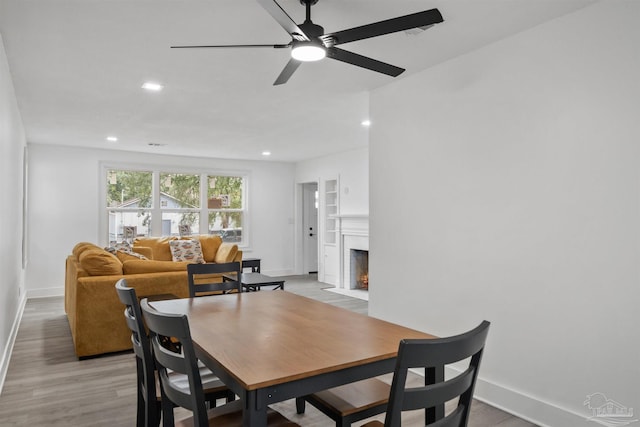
242;258;261;273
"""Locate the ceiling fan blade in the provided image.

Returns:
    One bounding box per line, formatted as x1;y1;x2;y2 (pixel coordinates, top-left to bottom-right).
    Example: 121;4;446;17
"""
323;8;443;46
327;47;404;77
171;44;290;49
256;0;309;41
274;58;301;85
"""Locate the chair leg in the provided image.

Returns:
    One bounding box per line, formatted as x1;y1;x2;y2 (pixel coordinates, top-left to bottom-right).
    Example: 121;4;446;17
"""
146;399;161;427
296;397;306;414
160;389;175;427
136;383;145;427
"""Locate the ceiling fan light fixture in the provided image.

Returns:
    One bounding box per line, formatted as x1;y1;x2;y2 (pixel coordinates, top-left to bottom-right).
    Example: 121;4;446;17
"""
291;42;326;62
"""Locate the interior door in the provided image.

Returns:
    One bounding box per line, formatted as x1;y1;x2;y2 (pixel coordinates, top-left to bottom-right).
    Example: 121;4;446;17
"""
302;182;319;274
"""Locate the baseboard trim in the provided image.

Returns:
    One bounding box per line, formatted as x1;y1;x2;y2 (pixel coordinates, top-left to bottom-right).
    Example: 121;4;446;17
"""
27;287;64;298
445;366;589;427
262;269;295;277
0;292;27;395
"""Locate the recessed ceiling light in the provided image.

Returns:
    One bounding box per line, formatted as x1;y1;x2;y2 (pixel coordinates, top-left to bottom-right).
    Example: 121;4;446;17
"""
141;82;164;92
361;120;371;127
262;151;271;156
106;136;118;142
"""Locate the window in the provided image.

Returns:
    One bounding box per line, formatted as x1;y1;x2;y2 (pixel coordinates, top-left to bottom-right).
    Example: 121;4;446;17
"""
160;172;200;237
104;167;247;245
207;175;244;242
107;169;153;242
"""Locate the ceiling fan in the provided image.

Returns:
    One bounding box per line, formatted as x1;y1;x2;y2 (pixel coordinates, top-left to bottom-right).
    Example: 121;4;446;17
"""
172;0;444;85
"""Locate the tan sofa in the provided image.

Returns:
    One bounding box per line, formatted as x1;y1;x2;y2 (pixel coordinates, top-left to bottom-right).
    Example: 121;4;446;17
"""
65;235;241;358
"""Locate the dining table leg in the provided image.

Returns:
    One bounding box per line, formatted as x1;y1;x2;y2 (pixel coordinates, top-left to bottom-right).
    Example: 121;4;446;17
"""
243;389;268;427
425;365;445;423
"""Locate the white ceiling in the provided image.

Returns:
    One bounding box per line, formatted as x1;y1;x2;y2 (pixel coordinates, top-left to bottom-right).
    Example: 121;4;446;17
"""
0;0;597;162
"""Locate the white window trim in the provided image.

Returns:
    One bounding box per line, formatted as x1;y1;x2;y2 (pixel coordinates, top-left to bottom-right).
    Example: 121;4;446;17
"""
99;162;250;249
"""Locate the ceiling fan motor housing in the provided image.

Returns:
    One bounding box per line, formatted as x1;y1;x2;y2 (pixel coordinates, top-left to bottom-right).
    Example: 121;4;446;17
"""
299;21;324;39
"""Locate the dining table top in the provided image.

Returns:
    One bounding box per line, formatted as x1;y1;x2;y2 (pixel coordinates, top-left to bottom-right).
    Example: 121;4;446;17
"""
148;290;436;391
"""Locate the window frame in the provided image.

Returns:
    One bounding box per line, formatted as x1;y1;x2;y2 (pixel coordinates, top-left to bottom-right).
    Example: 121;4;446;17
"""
99;163;250;248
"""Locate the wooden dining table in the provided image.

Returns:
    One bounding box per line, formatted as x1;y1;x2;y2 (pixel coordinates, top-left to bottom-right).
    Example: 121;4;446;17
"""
149;291;441;427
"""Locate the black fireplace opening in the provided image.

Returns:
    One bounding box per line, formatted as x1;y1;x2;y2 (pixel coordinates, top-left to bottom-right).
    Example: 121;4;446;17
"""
350;249;369;290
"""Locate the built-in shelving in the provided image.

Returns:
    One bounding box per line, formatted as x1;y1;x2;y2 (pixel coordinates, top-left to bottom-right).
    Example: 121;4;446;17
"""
324;179;338;245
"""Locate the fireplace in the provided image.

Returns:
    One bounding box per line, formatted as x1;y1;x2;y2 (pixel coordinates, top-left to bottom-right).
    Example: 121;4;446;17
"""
350;249;369;290
340;215;369;290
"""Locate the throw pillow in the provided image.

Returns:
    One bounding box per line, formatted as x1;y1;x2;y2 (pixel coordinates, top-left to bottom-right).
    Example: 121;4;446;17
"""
79;249;123;276
105;241;132;254
133;237;176;261
73;242;100;259
115;250;148;263
197;235;223;262
169;239;205;263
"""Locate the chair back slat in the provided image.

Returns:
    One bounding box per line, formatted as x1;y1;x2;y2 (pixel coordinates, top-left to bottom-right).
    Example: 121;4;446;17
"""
140;298;209;427
384;321;490;427
401;366;475;412
187;262;242;297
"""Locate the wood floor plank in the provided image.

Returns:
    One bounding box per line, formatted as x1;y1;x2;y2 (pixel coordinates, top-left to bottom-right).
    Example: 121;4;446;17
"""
0;275;537;426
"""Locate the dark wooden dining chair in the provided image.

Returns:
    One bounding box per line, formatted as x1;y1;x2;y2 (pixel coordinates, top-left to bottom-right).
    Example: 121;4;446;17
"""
187;262;242;297
296;321;490;427
115;279;234;427
139;298;300;427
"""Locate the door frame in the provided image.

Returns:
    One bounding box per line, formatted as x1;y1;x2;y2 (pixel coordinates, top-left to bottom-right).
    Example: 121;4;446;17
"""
294;180;319;275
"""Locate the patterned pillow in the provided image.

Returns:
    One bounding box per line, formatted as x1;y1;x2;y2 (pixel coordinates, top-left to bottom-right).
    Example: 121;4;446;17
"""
115;250;148;263
105;241;132;254
169;239;205;263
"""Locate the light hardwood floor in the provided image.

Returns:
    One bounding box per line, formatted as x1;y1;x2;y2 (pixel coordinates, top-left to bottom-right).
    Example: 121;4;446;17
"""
0;275;537;426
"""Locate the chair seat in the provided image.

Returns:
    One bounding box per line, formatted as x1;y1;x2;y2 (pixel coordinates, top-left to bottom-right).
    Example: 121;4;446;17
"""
174;400;300;427
168;366;228;395
309;378;390;417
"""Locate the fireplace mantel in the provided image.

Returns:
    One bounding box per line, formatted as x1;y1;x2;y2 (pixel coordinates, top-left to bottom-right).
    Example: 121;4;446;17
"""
333;214;369;237
335;214;369;288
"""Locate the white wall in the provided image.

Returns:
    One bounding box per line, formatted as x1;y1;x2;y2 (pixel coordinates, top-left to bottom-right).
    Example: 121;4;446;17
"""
295;147;369;278
369;2;639;426
26;144;296;296
295;147;369;215
0;34;27;391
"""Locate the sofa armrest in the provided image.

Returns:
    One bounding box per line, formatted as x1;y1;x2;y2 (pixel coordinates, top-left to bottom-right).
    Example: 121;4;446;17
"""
70;271;189;357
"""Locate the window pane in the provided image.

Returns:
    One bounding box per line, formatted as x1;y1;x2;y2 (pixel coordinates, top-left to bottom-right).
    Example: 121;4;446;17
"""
107;170;152;208
207;175;243;209
162;212;200;237
108;211;151;243
160;173;200;209
209;212;243;243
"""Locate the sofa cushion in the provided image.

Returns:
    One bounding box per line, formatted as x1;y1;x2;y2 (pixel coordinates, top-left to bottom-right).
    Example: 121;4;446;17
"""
214;243;239;263
131;246;153;259
197;235;223;263
122;260;190;274
169;239;205;263
115;250;148;263
79;249;123;276
133;236;176;261
72;242;101;259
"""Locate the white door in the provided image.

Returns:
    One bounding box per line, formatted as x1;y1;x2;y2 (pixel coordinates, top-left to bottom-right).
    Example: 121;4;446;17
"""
302;182;319;274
